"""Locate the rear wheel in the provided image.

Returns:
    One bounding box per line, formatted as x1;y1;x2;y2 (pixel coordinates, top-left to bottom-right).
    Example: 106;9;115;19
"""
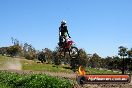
69;46;79;59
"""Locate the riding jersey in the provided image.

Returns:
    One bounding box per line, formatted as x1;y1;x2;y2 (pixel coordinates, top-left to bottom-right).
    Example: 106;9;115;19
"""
59;25;68;37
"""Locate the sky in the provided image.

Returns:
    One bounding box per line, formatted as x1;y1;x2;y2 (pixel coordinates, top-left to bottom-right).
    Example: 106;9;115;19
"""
0;0;132;58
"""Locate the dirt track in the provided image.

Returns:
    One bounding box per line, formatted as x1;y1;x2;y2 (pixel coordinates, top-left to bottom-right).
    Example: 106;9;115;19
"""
1;70;132;88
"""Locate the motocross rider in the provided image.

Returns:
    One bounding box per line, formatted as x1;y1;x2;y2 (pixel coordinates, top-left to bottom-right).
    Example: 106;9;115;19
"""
58;20;71;47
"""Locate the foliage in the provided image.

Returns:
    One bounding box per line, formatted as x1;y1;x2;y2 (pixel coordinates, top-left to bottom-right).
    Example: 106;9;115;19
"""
1;37;132;72
78;49;88;67
23;43;36;60
37;51;46;63
6;44;22;57
0;47;8;55
52;47;62;65
0;71;73;88
118;46;127;57
25;53;35;60
89;53;101;68
118;46;132;74
43;48;53;64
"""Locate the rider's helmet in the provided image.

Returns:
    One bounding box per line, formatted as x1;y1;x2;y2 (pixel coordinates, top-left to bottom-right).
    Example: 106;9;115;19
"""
61;20;66;25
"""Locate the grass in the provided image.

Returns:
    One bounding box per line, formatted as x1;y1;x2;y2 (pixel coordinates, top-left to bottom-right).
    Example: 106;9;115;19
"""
0;54;72;73
22;60;72;73
0;55;8;62
86;68;121;74
0;54;122;74
0;55;13;68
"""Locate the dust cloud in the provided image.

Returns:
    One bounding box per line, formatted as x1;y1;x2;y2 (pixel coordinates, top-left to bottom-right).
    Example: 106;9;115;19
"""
0;58;22;70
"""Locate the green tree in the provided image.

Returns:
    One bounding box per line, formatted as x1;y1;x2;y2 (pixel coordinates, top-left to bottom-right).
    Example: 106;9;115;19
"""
105;56;113;69
126;48;132;71
52;47;61;65
127;48;132;59
6;44;22;57
89;53;101;68
37;51;46;63
99;58;107;68
113;56;121;69
23;43;36;60
118;46;127;74
78;49;88;67
43;48;52;64
0;47;8;55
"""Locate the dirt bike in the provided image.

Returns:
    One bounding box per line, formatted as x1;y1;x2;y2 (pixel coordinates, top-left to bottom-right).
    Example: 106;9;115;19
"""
58;38;79;59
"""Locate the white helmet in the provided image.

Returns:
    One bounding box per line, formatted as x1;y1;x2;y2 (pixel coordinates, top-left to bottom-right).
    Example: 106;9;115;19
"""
61;20;66;25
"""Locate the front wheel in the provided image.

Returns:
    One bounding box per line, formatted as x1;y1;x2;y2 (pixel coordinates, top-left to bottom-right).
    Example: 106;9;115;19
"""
69;46;79;59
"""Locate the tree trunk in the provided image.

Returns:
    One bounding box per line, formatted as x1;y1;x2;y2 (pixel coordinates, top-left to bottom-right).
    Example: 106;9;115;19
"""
122;56;125;74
